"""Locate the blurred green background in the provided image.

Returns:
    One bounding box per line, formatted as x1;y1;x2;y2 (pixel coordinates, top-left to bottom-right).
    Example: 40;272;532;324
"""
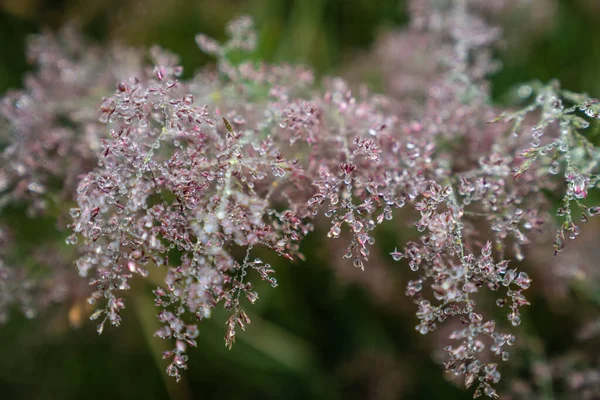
1;0;600;399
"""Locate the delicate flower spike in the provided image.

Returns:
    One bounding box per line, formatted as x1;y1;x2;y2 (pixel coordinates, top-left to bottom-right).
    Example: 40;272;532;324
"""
1;2;599;399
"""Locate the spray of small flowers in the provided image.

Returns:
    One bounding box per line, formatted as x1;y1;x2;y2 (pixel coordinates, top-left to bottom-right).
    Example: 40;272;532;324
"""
1;0;599;398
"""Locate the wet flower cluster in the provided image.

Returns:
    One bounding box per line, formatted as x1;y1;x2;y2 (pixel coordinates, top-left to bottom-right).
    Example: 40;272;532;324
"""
0;27;148;326
0;26;146;214
1;1;600;398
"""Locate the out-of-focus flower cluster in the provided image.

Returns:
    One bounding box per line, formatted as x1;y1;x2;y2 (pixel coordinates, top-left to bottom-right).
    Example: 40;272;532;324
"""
1;1;599;398
0;26;146;214
0;27;150;327
0;227;37;323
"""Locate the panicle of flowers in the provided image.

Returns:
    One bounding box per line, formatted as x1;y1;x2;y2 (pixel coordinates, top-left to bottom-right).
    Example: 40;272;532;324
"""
1;1;599;397
381;1;547;396
0;26;146;215
375;0;547;260
498;81;600;255
302;78;421;271
0;27;148;323
194;15;257;80
67;5;595;396
70;20;319;379
393;179;531;397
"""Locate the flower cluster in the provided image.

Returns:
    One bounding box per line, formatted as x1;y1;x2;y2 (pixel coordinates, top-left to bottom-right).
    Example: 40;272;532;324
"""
0;26;146;214
1;1;599;398
498;83;600;255
0;28;150;324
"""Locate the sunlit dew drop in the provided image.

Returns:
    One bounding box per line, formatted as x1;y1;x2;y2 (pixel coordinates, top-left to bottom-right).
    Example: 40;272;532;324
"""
517;85;532;99
559;141;569;152
531;126;543;138
510;314;521;326
577;119;590;129
328;225;341;238
27;182;46;194
549;161;560;175
66;234;78;245
272;166;285;177
507;335;516;346
352;257;364;269
588;207;600;217
89;309;103;321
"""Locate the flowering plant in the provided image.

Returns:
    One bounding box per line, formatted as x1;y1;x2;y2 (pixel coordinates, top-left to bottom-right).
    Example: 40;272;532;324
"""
1;0;600;398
